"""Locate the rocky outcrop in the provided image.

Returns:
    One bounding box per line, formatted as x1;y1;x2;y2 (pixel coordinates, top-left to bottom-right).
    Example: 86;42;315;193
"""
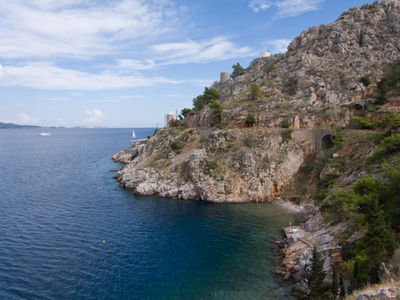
275;209;349;298
114;128;312;203
115;0;400;204
355;286;400;300
113;1;400;298
208;0;400;129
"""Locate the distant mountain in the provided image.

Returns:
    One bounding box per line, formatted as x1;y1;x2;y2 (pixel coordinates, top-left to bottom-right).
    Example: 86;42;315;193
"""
0;122;40;129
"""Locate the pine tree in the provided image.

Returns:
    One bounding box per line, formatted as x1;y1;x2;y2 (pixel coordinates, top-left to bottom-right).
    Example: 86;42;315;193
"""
331;265;338;299
339;276;346;298
232;63;245;78
350;260;360;291
364;197;398;282
250;83;261;101
307;247;326;299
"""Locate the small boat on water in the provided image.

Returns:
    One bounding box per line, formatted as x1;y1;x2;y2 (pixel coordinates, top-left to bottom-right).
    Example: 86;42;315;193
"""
131;129;138;145
39;132;51;136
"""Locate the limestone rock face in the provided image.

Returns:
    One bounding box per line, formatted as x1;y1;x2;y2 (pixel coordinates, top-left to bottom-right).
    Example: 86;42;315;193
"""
211;0;400;129
355;287;400;300
112;2;400;297
114;128;311;203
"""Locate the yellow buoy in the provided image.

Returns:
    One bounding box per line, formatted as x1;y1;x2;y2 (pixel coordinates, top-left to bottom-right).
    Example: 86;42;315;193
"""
102;240;106;244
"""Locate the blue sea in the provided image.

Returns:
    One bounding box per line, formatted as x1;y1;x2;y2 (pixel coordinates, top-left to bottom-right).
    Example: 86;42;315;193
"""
0;128;295;299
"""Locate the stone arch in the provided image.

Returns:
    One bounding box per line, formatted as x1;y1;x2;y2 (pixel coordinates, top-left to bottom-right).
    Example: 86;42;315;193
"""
354;103;364;111
320;134;334;150
353;100;365;113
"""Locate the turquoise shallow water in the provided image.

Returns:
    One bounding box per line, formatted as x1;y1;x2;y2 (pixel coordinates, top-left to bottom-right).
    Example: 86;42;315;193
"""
0;128;295;299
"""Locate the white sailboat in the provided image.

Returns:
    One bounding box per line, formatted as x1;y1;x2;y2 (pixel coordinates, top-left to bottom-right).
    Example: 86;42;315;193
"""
131;129;138;145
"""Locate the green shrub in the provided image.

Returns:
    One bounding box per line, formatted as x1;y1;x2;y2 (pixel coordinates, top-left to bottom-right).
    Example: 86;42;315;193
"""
280;118;291;128
307;248;329;299
202;160;222;177
193;87;221;111
379;133;400;151
315;188;329;201
324;188;362;219
250;83;261;101
231;63;246;79
209;100;223;125
381;112;400;128
382;163;400;229
350;113;400;131
350;253;369;290
244;135;255;147
180;108;195;119
350;116;373;129
363;197;398;282
360;76;371;86
332;126;344;148
245;114;256;126
280;129;293;143
170;139;184;153
367;133;400;163
377;60;400;104
325;167;400;287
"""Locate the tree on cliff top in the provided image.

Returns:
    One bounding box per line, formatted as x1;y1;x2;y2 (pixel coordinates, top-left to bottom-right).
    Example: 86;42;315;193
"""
231;63;245;79
193;87;221;111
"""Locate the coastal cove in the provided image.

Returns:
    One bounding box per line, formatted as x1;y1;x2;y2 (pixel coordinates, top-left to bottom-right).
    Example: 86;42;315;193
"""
0;128;296;299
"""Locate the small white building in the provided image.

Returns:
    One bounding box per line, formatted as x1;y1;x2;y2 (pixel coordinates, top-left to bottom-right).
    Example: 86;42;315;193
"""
261;51;271;58
166;112;177;127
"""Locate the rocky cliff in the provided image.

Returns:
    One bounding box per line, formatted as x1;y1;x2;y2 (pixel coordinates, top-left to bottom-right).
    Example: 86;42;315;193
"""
115;0;400;203
189;0;400;129
114;1;400;298
114;128;311;202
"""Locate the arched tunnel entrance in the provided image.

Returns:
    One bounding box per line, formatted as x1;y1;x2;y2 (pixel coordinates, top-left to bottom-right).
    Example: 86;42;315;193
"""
321;134;334;150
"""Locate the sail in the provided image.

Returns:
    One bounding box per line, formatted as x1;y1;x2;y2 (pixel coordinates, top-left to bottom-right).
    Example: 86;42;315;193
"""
132;129;136;139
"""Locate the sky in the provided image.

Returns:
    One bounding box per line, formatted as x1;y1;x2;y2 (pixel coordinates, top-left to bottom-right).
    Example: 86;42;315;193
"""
0;0;375;128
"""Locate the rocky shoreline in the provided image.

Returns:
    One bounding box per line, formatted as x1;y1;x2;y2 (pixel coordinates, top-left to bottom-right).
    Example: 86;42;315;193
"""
113;143;333;298
112;1;400;297
113;128;311;203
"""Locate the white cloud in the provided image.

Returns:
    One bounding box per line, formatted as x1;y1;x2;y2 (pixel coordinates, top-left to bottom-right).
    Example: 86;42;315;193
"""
268;39;291;53
84;109;104;123
249;0;272;13
115;59;156;71
249;0;324;17
50;97;68;101
0;0;180;59
153;37;254;64
1;113;36;124
0;62;180;90
276;0;324;17
87;95;145;103
16;113;35;124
